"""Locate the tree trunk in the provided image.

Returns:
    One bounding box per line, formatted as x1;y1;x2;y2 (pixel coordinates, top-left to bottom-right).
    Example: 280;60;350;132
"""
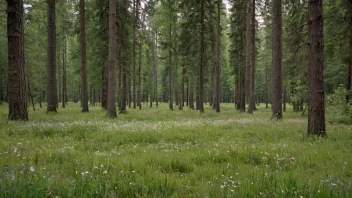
169;10;174;111
307;0;326;136
7;3;28;119
62;32;67;108
189;81;194;109
80;0;89;112
250;0;256;112
239;25;246;112
132;0;138;109
348;0;352;102
215;0;221;113
0;69;3;104
107;0;117;118
199;0;205;113
245;0;252;114
47;0;57;113
153;31;158;107
138;43;142;110
271;0;283;119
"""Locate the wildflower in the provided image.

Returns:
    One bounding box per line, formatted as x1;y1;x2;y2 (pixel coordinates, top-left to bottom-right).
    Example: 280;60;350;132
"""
30;166;35;172
103;170;107;174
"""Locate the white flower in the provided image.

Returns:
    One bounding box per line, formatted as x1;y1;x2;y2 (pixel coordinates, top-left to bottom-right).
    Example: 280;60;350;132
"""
30;166;35;172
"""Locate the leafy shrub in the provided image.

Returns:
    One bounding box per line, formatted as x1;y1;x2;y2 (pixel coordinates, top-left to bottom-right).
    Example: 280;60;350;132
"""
326;86;352;124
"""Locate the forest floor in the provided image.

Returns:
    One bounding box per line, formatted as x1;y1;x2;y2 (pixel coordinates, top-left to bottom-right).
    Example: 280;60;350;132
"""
0;103;351;197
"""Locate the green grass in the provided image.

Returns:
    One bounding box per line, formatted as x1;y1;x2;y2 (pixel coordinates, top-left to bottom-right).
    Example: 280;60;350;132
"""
0;103;351;197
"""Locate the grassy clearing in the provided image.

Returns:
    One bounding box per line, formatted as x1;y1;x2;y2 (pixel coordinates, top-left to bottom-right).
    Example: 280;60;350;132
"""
0;103;351;197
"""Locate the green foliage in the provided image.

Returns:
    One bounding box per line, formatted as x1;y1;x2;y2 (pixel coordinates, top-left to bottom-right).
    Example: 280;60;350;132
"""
327;86;352;124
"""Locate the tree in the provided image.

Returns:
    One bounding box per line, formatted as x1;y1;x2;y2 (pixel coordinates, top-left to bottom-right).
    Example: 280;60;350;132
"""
245;0;253;114
80;0;89;112
199;0;205;113
307;0;326;136
348;0;352;102
271;0;283;119
214;0;221;113
107;0;117;118
7;0;28;120
47;0;57;113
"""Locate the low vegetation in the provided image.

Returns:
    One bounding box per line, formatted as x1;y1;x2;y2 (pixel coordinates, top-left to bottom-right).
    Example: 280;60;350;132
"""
0;103;351;197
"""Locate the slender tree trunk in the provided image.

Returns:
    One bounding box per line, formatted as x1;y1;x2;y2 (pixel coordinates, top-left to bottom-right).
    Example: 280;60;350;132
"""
199;0;205;113
307;0;326;136
138;43;142;110
107;0;117;118
132;0;138;109
62;33;67;108
245;0;252;114
265;63;268;108
179;65;185;110
215;0;221;112
153;31;158;107
250;0;256;112
80;0;89;112
169;9;174;111
271;0;283;119
189;80;194;109
46;0;57;113
27;81;35;111
348;0;352;102
186;81;189;107
239;26;246;112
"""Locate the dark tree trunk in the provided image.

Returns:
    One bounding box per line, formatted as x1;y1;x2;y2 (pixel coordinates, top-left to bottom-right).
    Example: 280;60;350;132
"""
214;0;221;113
199;0;205;113
101;64;108;109
239;25;246;112
80;0;89;112
62;33;67;108
132;0;138;109
47;0;57;113
7;0;28;120
138;43;142;110
245;0;252;114
271;0;283;119
107;0;117;118
153;31;158;107
307;0;326;136
169;11;174;111
348;0;352;102
179;65;185;110
186;81;189;107
189;81;194;109
250;0;256;111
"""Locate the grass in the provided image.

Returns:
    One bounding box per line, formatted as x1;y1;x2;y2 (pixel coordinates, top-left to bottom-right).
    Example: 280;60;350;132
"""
0;102;351;197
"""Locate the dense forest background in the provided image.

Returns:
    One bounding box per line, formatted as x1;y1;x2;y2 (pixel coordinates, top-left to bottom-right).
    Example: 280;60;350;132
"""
0;0;351;127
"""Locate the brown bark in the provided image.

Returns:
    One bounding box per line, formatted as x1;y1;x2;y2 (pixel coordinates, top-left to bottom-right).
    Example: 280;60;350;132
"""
169;9;174;111
307;0;326;136
132;0;138;109
62;32;67;108
348;0;352;102
47;0;57;113
199;0;205;113
107;0;117;118
189;81;194;109
138;43;142;110
80;0;89;112
7;0;28;120
271;0;283;119
250;0;256;112
239;24;246;112
245;0;252;114
153;31;158;107
215;0;221;113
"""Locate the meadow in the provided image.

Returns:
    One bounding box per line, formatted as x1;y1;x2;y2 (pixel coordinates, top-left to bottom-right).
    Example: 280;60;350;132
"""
0;103;351;197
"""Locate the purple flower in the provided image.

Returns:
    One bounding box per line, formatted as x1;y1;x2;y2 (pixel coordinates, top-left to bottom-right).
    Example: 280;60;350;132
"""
4;165;8;173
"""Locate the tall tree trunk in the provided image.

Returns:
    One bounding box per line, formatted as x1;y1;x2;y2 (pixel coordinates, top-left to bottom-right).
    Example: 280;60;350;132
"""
107;0;117;118
80;0;89;112
348;0;352;102
132;0;138;109
7;0;28;120
250;0;256;112
271;0;283;119
239;26;246;112
245;0;252;114
62;32;67;108
138;43;142;110
47;0;57;113
101;64;108;109
179;65;185;110
27;81;35;111
153;31;158;107
169;9;174;111
307;0;326;136
215;0;221;112
199;0;205;113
